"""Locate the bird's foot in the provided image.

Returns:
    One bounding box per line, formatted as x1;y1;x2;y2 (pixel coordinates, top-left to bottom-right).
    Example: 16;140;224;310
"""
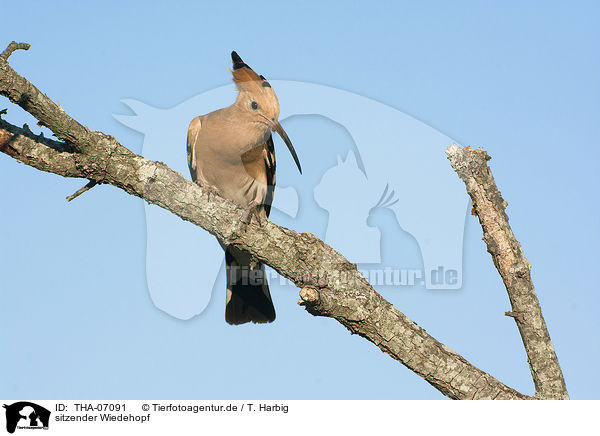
200;184;220;202
240;202;267;229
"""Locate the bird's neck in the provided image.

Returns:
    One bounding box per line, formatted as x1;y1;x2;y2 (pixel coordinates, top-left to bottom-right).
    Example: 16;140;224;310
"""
224;104;271;150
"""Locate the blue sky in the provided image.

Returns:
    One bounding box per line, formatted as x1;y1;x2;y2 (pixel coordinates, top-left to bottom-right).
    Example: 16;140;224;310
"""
0;1;598;399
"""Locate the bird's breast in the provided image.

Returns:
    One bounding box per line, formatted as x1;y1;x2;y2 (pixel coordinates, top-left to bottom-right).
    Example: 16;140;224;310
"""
196;141;270;208
190;110;272;208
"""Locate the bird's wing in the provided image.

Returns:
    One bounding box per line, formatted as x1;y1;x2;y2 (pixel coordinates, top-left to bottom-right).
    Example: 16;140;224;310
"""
240;135;276;218
187;116;202;183
263;134;276;218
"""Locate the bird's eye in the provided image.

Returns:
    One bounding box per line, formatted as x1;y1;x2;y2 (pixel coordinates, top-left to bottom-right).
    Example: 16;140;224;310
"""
251;101;259;110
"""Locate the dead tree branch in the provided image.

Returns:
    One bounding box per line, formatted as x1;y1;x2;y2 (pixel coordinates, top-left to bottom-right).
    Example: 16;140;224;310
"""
446;145;568;399
66;180;98;201
0;41;30;62
0;41;564;400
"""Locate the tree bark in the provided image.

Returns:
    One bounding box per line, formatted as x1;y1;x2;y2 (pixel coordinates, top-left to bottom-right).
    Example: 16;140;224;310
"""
0;41;567;400
446;145;569;399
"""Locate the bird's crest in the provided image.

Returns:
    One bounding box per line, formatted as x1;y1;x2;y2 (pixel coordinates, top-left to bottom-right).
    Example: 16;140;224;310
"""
230;51;272;93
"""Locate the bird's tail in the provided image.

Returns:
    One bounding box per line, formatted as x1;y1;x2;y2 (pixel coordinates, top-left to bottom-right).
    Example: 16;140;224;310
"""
225;248;275;325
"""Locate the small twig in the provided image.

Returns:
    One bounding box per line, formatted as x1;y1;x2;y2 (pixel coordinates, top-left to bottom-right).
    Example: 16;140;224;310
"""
66;180;97;202
505;311;525;323
0;41;31;62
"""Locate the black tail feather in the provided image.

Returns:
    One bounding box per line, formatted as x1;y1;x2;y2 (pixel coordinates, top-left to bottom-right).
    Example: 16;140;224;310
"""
225;249;275;325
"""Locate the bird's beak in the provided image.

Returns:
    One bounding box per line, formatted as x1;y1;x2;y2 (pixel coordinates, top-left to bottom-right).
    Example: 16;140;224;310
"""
272;121;302;174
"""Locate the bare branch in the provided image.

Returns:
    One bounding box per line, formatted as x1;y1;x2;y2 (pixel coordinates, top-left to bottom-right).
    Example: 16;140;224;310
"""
446;144;569;399
0;43;97;153
66;180;98;201
0;121;83;178
0;41;30;61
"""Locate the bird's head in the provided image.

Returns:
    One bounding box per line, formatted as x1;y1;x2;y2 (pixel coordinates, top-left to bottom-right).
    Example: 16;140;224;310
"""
230;51;301;174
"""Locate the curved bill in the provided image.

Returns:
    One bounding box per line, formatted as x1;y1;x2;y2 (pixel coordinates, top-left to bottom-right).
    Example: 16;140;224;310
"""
273;121;302;174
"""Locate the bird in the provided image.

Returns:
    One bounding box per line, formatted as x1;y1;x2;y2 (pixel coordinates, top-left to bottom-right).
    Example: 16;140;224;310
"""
187;51;302;325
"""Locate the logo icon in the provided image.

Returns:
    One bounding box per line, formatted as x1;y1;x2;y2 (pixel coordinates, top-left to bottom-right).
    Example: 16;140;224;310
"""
3;402;50;434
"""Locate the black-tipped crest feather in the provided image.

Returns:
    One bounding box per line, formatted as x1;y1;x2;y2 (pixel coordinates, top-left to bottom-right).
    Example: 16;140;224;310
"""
231;51;249;70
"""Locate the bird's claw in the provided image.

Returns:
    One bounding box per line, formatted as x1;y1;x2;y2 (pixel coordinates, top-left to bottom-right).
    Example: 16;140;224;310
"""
202;185;220;202
240;202;266;229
